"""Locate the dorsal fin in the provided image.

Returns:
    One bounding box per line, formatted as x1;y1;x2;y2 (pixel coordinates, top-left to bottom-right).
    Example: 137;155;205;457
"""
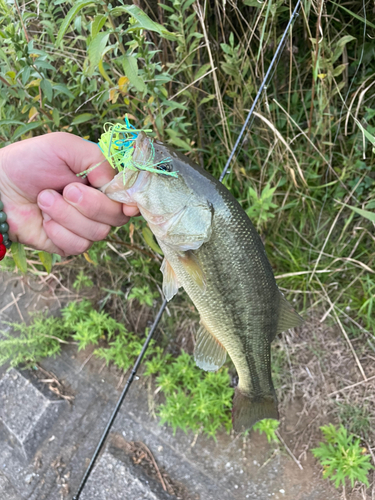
277;293;304;334
194;324;227;372
160;258;179;301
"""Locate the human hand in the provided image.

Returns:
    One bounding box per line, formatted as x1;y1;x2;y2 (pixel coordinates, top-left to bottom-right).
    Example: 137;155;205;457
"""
0;132;139;256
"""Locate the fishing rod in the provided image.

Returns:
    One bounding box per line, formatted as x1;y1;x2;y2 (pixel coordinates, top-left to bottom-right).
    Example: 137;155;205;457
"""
72;2;302;498
72;299;167;500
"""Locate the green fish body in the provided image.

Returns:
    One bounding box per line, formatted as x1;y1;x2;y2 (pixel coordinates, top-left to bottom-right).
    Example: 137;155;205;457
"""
101;132;303;432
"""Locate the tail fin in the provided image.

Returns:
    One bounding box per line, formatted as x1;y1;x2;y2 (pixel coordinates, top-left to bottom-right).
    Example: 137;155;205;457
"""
232;388;279;433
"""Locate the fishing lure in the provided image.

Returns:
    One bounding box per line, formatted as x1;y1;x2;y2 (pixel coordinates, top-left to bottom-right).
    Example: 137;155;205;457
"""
78;116;178;179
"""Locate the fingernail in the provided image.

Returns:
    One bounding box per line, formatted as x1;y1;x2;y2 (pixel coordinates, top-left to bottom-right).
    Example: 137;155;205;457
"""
42;211;51;222
65;185;83;204
38;190;55;209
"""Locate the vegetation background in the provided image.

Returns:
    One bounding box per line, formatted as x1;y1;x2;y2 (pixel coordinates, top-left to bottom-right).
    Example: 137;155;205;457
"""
0;0;374;496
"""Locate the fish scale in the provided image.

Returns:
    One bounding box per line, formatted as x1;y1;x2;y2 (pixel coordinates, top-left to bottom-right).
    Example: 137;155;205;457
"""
101;132;303;432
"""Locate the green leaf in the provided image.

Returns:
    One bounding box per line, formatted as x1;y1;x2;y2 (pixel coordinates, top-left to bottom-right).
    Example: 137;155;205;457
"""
71;113;94;125
332;35;356;64
92;14;107;37
142;226;163;254
88;32;110;69
121;55;146;92
330;2;375;30
336;201;375;223
0;119;25;126
242;0;264;6
12;121;43;141
40;79;53;102
199;94;215;105
194;62;212;81
52;108;60;127
56;0;95;45
115;5;177;40
34;59;55;71
11;243;27;273
52;83;75;99
166;129;192;151
38;251;53;273
162;101;188;117
21;66;31;85
332;64;347;77
0;47;8;64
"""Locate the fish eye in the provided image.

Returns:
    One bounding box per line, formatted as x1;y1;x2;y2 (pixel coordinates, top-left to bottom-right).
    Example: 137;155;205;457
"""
157;161;172;172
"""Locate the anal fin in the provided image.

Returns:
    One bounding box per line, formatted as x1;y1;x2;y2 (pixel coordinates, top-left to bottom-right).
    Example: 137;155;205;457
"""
277;293;304;334
160;258;179;301
194;323;226;372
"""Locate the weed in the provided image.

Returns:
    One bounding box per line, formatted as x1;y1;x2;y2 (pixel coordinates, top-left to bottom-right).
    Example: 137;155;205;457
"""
312;424;373;489
246;183;279;231
335;402;372;442
145;350;234;438
0;300;138;370
253;419;280;444
0;314;69;369
128;285;159;307
95;329;157;372
73;270;94;291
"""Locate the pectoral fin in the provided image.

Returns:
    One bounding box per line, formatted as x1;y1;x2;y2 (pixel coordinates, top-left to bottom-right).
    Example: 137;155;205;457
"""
177;251;206;293
194;324;227;372
276;293;304;335
161;258;179;301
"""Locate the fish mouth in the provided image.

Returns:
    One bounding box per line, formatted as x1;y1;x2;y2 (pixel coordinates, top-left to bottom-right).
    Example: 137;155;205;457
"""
125;169;150;197
132;131;153;167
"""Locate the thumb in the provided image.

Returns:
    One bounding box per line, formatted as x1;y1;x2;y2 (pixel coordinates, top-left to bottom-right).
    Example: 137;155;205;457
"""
54;132;116;188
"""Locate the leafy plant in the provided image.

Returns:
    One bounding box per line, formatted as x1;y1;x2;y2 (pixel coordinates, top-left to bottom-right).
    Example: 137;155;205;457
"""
73;270;94;291
0;314;69;368
246;183;278;229
128;285;158;307
335;402;372;441
0;300;135;367
253;418;280;443
312;424;373;488
95;329;156;372
145;350;234;438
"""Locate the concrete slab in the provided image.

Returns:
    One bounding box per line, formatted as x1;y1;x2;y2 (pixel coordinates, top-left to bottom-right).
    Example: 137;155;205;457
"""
80;446;173;500
0;472;19;500
0;369;65;459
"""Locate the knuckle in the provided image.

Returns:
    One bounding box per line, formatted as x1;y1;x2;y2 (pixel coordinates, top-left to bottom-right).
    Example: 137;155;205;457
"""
71;239;91;255
114;214;130;227
91;224;111;242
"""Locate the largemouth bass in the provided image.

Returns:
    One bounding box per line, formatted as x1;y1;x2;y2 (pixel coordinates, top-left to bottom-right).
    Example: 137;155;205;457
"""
101;132;303;432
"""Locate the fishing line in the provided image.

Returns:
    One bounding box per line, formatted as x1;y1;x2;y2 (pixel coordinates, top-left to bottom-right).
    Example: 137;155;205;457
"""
72;3;302;497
